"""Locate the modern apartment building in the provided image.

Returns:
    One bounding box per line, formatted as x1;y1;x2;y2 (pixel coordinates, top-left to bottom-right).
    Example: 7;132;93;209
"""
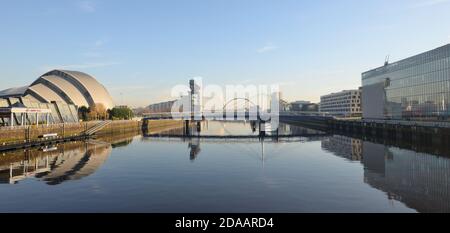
320;89;362;117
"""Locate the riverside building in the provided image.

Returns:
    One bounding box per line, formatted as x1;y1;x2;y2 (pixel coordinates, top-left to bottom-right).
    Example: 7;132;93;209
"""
320;90;362;117
362;44;450;121
0;70;114;126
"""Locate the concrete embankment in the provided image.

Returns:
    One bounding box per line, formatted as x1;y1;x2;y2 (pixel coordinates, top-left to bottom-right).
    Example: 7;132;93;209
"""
0;120;142;152
329;119;450;145
282;115;450;146
142;119;184;135
281;117;330;131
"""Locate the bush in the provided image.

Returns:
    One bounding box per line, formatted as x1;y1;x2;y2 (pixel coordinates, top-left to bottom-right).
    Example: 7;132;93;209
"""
78;106;89;121
78;104;110;121
109;107;134;120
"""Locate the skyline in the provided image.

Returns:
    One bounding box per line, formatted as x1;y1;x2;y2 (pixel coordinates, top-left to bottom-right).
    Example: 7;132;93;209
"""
1;0;450;107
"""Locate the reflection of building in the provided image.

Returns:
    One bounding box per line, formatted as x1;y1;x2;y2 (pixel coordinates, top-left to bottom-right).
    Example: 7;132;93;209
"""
321;136;362;161
361;141;450;212
320;89;362;117
0;141;112;185
278;123;326;135
0;70;114;125
362;44;450;121
324;137;450;212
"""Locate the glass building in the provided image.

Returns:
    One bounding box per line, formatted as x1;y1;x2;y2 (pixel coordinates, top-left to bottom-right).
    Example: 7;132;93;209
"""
0;96;79;126
362;44;450;121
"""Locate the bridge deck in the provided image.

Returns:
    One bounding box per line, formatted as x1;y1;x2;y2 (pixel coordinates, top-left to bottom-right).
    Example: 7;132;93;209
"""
143;133;329;139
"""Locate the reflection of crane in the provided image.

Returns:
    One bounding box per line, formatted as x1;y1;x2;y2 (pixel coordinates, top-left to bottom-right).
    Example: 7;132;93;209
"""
188;138;201;161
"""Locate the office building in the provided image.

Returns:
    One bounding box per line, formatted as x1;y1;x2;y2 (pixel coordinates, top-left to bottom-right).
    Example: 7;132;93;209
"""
320;89;362;117
362;44;450;121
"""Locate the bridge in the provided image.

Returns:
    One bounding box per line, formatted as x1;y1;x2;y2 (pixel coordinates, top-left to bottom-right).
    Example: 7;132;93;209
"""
141;133;327;163
143;85;334;132
142;111;332;120
142;135;326;142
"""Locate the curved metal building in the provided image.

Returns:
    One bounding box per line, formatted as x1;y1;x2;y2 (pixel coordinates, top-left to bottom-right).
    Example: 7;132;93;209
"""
27;70;114;110
0;70;114;125
0;70;114;110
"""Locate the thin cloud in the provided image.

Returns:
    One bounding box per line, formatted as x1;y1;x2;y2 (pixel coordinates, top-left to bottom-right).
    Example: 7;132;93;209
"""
94;39;105;47
410;0;450;8
109;85;151;91
82;51;103;58
41;62;120;71
82;39;107;57
78;1;96;13
257;44;279;54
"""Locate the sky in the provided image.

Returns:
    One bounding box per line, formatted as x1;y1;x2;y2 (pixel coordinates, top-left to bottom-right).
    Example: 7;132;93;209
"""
1;0;450;108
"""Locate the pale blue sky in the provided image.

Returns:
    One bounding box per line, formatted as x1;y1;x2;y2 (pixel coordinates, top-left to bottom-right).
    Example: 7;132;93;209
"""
1;0;450;107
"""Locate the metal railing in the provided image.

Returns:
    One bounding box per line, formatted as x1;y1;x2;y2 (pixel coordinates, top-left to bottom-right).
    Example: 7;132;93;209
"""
84;121;112;136
360;118;450;128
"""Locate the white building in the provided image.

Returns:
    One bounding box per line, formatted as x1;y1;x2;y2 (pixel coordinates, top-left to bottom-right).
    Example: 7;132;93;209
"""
320;89;362;117
148;100;177;113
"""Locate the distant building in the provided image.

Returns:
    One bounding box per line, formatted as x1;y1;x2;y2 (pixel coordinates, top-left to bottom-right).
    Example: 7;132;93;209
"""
320;89;362;117
290;101;319;112
279;99;290;111
148;100;176;113
115;105;130;109
362;44;450;121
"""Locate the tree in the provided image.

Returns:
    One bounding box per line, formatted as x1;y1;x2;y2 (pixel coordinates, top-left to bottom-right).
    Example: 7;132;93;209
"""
88;103;109;121
109;106;134;120
78;106;89;121
96;103;108;120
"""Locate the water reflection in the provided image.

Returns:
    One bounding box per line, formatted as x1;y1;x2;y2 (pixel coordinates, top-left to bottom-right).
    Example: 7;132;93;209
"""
0;133;136;185
144;120;327;137
322;135;450;213
1;121;449;213
188;137;201;161
144;121;328;164
144;134;322;166
322;135;363;161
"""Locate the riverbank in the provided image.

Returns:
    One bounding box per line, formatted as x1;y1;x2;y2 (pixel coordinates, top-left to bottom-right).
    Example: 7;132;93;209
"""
142;119;185;135
281;116;450;155
0;120;142;152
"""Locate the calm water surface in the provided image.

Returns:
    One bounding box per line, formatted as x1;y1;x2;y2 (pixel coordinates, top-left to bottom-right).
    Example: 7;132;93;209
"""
1;121;449;213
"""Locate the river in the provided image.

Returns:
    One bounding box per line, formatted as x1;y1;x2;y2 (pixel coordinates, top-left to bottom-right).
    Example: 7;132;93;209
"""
0;121;449;213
